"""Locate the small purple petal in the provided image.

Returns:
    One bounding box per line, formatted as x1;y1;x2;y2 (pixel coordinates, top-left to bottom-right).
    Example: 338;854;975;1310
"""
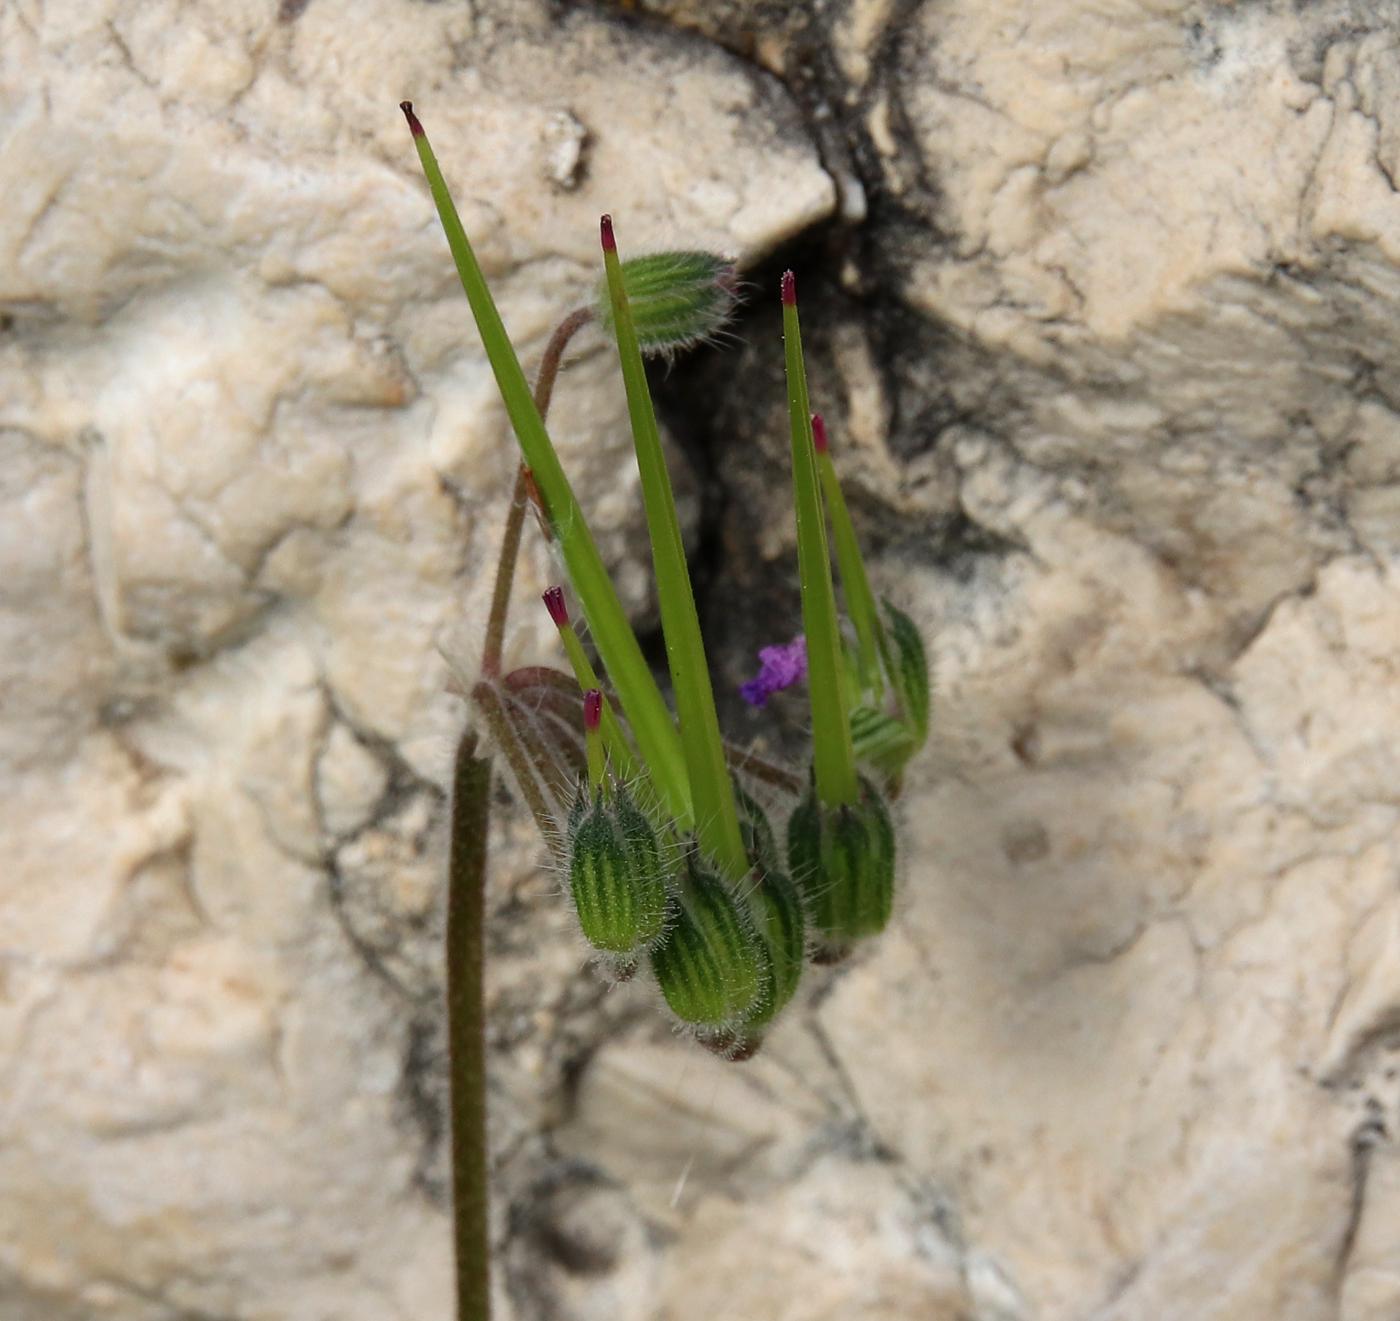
739;635;808;708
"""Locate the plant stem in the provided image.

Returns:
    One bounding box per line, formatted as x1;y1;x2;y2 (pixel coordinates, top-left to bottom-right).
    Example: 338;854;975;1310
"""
446;729;492;1321
534;306;593;419
480;467;529;680
724;743;805;796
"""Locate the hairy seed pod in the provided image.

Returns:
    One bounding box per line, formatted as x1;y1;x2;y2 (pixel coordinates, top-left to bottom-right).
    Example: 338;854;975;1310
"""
596;251;739;356
741;869;807;1031
701;871;807;1060
567;784;669;954
787;775;895;949
614;787;663;889
734;781;780;875
650;859;766;1026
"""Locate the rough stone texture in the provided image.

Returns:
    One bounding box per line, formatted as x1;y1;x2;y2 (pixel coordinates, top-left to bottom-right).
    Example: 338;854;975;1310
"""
6;0;1400;1318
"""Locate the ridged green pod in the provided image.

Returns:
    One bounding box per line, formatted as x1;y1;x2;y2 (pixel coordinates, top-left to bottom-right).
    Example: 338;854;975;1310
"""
650;861;766;1026
615;788;663;890
596;251;738;355
567;786;669;954
787;775;895;947
742;870;807;1031
734;781;780;875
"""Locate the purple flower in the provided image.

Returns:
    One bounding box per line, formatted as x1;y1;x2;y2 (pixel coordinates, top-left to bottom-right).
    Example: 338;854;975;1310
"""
739;635;808;709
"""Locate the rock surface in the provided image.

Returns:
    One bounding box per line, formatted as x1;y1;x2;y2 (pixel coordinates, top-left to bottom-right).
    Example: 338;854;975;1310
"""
5;0;1400;1318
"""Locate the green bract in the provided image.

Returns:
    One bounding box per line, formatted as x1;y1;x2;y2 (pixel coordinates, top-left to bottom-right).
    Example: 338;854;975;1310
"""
741;870;807;1032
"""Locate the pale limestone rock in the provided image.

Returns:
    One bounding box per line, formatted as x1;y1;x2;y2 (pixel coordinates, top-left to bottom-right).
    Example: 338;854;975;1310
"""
0;0;833;1317
8;0;1400;1318
315;721;391;840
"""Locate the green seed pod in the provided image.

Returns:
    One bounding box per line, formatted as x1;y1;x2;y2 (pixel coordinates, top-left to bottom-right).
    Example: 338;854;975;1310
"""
742;869;807;1031
734;780;780;876
596;251;739;356
883;600;930;745
650;859;766;1027
567;784;669;955
614;787;664;892
699;871;807;1059
787;775;896;949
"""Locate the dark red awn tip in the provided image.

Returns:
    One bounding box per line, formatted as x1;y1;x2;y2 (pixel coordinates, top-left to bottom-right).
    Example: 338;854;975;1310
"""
811;412;829;454
780;269;796;306
399;101;424;137
600;214;617;253
583;689;604;732
542;586;568;627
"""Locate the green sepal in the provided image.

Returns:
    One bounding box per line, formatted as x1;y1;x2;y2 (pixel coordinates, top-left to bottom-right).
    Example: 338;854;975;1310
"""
787;773;896;949
568;782;670;954
741;870;807;1031
615;786;665;892
650;858;766;1027
734;781;780;877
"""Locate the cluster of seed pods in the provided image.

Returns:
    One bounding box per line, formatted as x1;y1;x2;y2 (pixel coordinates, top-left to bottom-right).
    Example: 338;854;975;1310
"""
402;101;930;1057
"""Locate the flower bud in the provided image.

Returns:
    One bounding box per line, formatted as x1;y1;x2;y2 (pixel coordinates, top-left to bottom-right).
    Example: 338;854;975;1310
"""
567;783;669;955
596;250;739;356
787;776;895;950
649;858;765;1027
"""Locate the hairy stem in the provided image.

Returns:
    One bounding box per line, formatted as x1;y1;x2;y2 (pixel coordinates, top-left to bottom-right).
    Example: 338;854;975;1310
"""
447;730;492;1321
481;307;594;677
